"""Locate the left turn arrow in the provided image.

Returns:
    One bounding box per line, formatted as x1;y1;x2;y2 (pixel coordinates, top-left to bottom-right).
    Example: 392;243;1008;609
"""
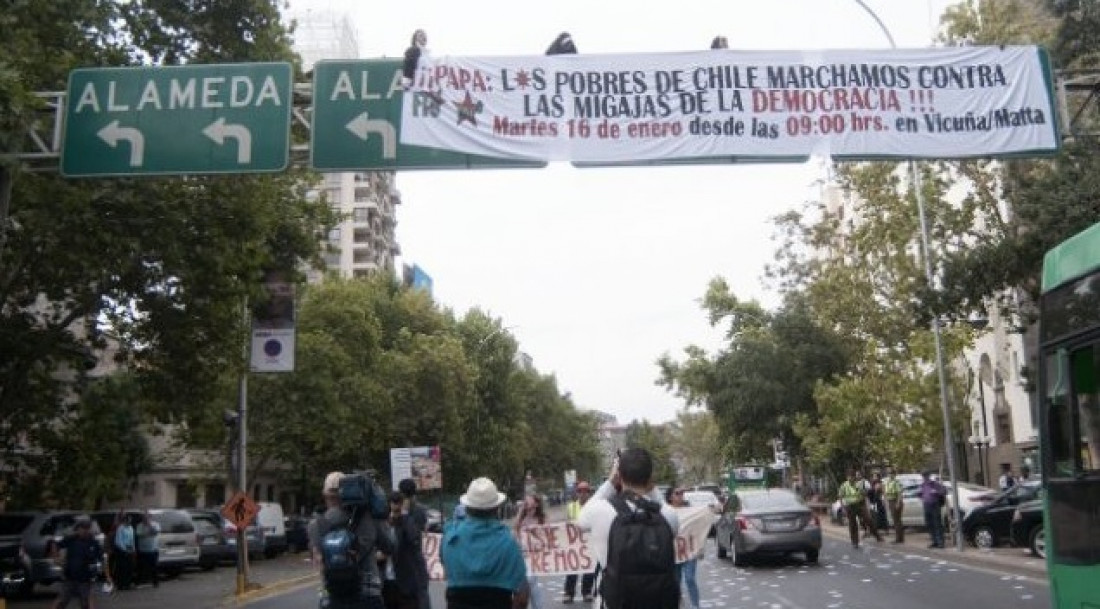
202;118;253;164
97;120;145;167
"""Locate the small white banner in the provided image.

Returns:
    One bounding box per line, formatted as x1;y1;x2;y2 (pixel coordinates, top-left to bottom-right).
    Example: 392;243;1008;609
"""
424;506;716;579
390;446;442;491
401;46;1057;162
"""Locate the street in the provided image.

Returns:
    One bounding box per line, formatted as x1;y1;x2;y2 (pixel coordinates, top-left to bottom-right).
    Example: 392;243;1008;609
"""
247;536;1050;609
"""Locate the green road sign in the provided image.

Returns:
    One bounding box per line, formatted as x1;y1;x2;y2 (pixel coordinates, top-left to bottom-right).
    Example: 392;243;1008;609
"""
310;59;543;172
62;62;292;177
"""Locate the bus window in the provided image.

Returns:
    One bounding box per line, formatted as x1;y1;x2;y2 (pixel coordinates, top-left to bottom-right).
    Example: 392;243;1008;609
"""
1075;345;1100;471
1047;348;1076;477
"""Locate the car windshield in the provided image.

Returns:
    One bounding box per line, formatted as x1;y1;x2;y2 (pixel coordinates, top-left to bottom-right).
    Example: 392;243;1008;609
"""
740;492;801;511
0;515;33;536
152;511;194;534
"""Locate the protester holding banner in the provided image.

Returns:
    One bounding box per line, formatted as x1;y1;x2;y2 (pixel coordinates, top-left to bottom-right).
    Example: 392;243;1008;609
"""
562;482;598;604
667;488;701;609
513;494;547;609
441;477;529;609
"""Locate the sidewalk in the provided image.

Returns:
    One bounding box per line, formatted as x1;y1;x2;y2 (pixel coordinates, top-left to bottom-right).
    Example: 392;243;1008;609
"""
7;553;319;609
820;519;1047;577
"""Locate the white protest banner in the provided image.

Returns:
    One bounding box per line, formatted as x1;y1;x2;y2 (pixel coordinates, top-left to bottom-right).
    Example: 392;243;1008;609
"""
400;46;1057;163
673;506;718;563
422;506;717;579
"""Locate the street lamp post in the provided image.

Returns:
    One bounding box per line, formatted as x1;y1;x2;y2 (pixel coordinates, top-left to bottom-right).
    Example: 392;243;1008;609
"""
852;0;966;551
968;434;992;486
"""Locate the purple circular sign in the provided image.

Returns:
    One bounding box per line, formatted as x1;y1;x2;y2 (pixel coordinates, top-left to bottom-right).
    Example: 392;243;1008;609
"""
263;339;283;357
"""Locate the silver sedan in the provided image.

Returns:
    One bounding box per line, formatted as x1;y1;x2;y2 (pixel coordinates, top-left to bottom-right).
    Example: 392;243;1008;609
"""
715;489;822;567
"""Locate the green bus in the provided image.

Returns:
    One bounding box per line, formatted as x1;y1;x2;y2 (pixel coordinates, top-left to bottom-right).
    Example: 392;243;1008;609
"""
724;464;781;492
1038;221;1100;608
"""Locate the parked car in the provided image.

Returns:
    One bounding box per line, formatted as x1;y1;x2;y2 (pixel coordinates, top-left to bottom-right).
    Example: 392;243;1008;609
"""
1010;497;1045;558
222;517;266;560
254;502;287;557
0;511;103;596
186;509;234;569
715;489;821;566
284;514;311;554
960;482;1043;549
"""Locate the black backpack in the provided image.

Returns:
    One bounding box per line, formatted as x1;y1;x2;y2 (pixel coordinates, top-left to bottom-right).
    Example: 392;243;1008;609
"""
600;493;679;609
320;506;365;599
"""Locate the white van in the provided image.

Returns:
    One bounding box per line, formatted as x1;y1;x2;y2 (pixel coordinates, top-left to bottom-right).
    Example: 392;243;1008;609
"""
254;502;287;557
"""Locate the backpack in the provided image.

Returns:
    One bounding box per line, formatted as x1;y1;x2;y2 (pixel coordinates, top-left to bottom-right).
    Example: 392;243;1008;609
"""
320;506;365;599
599;493;679;609
320;472;388;598
338;472;390;519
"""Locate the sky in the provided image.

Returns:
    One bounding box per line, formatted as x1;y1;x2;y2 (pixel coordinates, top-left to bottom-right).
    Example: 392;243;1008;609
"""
287;0;959;425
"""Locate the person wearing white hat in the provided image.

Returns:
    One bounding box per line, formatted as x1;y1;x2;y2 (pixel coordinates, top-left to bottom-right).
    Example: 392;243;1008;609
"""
440;477;530;609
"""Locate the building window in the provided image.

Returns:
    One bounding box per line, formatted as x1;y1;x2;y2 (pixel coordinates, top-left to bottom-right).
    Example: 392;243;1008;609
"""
205;484;225;507
995;411;1013;445
328;227;342;242
353;248;372;264
353;207;369;222
176;482;197;508
324;251;341;267
353;228;371;244
354;187;372;202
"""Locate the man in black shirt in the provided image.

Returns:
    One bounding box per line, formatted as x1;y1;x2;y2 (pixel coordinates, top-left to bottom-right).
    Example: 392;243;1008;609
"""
51;517;104;609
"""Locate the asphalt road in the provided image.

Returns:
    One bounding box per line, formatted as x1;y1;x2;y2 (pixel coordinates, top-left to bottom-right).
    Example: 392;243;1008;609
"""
247;536;1051;609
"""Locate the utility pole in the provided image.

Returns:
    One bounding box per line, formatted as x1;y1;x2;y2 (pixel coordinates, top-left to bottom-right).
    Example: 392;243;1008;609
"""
235;300;250;594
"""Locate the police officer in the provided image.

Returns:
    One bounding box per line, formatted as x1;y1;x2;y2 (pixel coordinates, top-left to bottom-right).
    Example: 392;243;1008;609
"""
839;470;882;548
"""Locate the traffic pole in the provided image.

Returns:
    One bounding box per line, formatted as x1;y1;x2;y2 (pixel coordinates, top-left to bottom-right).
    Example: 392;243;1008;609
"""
236;300;250;596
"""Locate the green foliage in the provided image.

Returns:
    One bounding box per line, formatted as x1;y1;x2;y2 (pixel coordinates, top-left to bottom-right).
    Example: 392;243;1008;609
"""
180;276;600;505
7;375;152;510
625;421;677;484
658;281;849;466
0;1;334;508
933;1;1100;320
669;409;722;485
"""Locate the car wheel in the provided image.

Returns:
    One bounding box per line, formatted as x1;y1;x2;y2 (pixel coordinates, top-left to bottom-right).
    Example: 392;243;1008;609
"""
972;525;995;549
731;537;749;568
1029;526;1045;559
716;536;728;559
200;558;217;571
805;549;819;564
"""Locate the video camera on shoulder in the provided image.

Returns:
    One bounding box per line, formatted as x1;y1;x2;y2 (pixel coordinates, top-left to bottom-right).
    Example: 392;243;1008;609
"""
338;470;390;519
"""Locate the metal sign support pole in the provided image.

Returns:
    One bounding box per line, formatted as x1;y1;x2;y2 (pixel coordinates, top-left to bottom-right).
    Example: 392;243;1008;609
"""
236;302;250;595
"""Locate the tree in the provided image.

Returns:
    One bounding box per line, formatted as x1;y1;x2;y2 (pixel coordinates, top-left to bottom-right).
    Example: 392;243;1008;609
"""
0;1;335;506
669;409;722;485
931;1;1100;321
658;281;849;466
769;162;977;480
624;421;677;484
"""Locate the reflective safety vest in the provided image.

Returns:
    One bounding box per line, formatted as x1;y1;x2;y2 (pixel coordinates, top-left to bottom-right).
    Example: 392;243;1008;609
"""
567;500;581;521
883;478;902;501
840;481;865;505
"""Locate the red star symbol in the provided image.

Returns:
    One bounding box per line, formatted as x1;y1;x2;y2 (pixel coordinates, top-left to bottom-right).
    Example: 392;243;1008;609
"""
454;91;483;126
515;70;532;90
